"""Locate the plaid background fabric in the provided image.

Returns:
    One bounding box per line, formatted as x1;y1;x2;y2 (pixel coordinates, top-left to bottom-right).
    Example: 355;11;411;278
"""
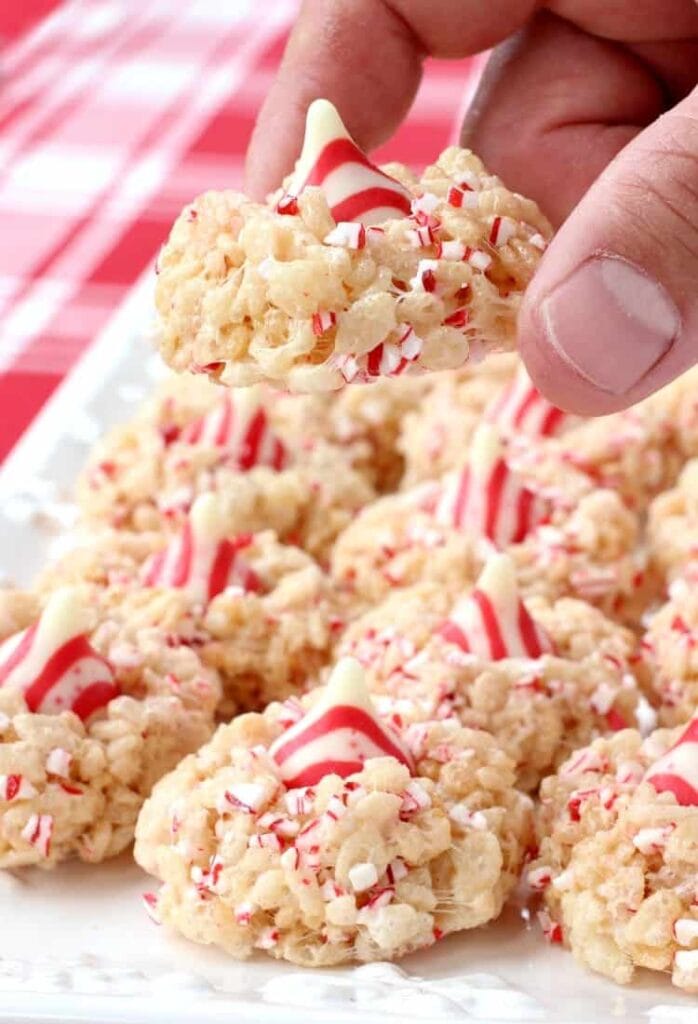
0;0;483;463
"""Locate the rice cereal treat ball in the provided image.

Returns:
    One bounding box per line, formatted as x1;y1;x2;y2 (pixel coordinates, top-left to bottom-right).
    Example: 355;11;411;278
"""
530;720;698;992
339;555;642;791
641;577;698;727
154;99;550;393
332;422;646;624
135;658;533;965
77;379;374;562
518;369;698;516
399;358;571;488
0;587;219;868
647;459;698;587
275;374;432;493
38;494;341;718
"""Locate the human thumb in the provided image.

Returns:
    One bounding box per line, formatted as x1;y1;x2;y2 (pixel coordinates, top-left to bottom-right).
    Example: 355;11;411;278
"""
519;87;698;415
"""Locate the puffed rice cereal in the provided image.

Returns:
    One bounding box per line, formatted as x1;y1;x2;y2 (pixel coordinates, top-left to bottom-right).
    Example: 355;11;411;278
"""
0;586;219;867
134;658;533;964
154;100;550;392
530;720;698;991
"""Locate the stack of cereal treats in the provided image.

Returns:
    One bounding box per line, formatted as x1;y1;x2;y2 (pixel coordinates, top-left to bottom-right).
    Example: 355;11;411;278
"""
2;98;698;994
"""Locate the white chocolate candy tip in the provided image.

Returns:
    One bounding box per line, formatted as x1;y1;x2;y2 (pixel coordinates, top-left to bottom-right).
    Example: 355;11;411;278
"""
36;587;95;649
475;553;518;605
469;423;504;475
189;492;226;543
284;97;411;227
318;656;373;713
291;99;349;189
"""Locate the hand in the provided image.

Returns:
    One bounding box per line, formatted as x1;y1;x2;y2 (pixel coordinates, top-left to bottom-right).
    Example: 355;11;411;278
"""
245;1;698;414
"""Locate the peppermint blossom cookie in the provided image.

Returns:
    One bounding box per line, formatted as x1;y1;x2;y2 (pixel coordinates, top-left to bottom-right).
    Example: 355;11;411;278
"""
641;577;698;727
530;720;698;991
339;555;641;790
331;423;644;621
134;658;532;965
39;495;340;718
399;359;572;488
0;587;218;867
154;99;550;393
647;459;698;586
77;379;374;561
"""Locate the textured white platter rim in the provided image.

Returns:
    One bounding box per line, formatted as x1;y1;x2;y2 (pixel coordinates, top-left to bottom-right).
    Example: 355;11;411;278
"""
0;267;695;1024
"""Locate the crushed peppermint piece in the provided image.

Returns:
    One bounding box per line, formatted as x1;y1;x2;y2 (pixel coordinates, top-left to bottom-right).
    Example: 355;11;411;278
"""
348;861;379;892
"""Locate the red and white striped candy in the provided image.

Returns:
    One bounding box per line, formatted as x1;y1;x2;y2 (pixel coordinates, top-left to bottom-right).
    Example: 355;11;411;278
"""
645;717;698;806
488;216;517;247
439;553;555;660
485;367;568;438
179;388;287;471
281;99;411;226
269;658;414;789
435;424;549;547
21;813;53;857
0;589;119;720
0;774;37;802
141;493;262;603
365;325;424;379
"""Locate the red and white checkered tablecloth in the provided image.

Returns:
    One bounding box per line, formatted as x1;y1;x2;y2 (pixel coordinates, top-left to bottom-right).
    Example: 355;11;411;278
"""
0;0;483;464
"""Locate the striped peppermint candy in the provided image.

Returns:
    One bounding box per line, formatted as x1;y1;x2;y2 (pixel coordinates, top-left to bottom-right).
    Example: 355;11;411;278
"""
434;424;549;546
269;658;414;788
0;589;118;720
439;553;555;660
365;326;424;378
280;99;411;226
141;493;262;603
179;388;288;471
21;813;53;857
645;717;698;806
485;367;568;438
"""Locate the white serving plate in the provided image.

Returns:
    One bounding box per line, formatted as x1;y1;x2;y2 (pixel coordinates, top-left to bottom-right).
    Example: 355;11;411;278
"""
0;268;695;1024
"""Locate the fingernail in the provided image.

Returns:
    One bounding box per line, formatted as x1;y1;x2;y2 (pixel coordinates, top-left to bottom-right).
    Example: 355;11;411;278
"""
540;256;680;394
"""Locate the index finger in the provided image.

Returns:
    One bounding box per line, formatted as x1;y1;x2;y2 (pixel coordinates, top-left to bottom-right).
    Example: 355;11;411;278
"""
244;0;535;198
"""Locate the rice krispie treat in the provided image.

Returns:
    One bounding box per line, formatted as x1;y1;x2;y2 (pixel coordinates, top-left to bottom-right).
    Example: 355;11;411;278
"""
154;99;550;393
399;360;571;488
332;423;646;623
530;720;698;991
514;370;698;515
39;494;341;717
275;374;432;493
641;577;698;727
78;380;374;561
339;555;641;790
0;587;219;867
134;657;533;965
647;459;698;587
